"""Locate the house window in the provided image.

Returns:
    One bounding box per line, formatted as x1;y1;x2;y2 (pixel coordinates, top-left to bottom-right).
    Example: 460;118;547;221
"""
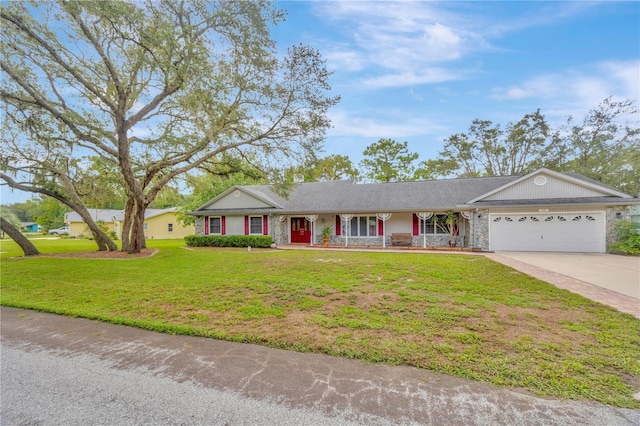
209;217;221;234
249;216;263;234
143;223;148;230
343;215;377;237
168;223;173;233
420;214;456;235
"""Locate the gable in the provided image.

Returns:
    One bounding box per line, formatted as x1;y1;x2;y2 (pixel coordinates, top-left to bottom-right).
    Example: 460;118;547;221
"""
483;173;607;201
469;169;631;203
200;188;277;210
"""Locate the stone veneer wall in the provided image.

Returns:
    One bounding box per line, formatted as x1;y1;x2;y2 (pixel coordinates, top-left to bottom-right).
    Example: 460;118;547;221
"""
471;210;490;251
194;216;204;235
273;215;288;246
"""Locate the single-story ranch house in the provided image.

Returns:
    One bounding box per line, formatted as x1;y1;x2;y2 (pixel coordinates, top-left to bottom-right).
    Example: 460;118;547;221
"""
65;207;194;240
189;168;640;253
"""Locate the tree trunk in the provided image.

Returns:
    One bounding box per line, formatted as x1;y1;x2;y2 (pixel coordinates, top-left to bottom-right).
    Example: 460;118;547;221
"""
129;207;146;254
120;198;134;252
0;173;118;252
121;198;147;254
78;211;118;252
0;217;40;256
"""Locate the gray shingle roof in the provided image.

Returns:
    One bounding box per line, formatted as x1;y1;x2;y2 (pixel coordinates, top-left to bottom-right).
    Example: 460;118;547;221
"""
195;175;523;215
191;169;640;216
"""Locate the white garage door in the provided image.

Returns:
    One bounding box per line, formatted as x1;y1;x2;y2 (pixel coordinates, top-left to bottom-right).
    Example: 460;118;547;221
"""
489;213;605;252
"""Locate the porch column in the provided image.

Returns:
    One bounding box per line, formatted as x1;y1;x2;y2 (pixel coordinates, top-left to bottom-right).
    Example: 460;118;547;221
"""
460;211;472;247
339;214;353;247
278;215;287;244
376;213;392;248
305;215;318;246
415;212;434;248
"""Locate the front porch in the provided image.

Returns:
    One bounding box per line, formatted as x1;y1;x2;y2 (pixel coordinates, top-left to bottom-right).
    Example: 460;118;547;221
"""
277;243;485;253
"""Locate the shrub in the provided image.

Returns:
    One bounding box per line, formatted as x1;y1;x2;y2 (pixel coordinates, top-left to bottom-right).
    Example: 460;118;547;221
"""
185;235;273;248
608;221;640;255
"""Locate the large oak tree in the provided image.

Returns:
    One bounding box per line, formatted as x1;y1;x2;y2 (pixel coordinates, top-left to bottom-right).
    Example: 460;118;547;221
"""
1;0;338;253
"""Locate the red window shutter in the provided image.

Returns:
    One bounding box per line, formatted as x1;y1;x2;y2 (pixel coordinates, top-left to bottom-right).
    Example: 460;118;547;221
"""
263;215;268;235
413;214;419;236
244;216;249;235
221;216;226;235
204;217;209;235
335;215;341;236
378;218;383;236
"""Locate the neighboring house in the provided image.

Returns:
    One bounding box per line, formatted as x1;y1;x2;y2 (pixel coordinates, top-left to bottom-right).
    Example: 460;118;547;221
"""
21;222;41;233
189;168;640;253
65;208;194;240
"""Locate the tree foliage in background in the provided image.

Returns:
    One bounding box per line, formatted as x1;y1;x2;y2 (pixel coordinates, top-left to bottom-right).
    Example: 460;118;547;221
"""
360;139;418;182
542;97;640;196
282;154;360;183
1;0;338;253
0;104;120;249
422;110;550;178
313;154;360;181
422;98;638;195
177;155;267;226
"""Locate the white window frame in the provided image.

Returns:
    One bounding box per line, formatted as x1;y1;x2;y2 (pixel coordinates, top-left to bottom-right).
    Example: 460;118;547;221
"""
420;214;450;235
343;215;377;237
208;216;222;235
249;215;263;235
168;223;173;233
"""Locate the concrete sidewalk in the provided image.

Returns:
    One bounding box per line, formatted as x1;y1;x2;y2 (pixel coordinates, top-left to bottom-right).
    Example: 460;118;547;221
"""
1;307;638;425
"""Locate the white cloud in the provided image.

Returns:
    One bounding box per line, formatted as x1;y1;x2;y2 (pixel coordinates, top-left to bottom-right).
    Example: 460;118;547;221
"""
490;60;639;105
327;109;445;139
324;49;364;72
361;68;463;88
312;1;488;88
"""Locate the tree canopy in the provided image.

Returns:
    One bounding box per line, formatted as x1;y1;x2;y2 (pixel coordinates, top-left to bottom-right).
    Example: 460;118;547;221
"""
421;110;550;178
419;98;638;195
1;0;338;253
360;139;418;182
544;97;639;196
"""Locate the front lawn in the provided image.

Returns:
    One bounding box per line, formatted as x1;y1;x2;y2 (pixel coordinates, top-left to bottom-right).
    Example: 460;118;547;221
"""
1;238;638;408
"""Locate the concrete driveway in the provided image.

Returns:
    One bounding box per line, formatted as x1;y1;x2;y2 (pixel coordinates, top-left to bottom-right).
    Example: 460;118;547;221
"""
486;252;639;318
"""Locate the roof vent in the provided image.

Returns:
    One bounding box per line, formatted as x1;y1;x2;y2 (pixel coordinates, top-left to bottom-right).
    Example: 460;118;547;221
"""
293;174;304;183
534;175;547;186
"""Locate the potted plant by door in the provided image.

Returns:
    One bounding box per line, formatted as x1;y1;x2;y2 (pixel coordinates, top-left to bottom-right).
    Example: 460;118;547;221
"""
321;223;332;247
443;210;459;247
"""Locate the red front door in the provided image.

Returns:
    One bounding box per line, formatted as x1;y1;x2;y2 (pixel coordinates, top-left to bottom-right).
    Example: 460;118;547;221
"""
290;217;311;243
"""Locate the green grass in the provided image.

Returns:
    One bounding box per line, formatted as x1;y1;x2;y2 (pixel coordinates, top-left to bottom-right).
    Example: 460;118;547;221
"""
1;238;639;408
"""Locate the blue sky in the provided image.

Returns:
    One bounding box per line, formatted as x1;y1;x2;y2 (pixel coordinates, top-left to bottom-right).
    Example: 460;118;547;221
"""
272;0;639;163
2;1;638;205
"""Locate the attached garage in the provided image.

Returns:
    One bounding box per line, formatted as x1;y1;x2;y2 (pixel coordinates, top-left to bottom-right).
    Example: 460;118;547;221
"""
489;212;605;253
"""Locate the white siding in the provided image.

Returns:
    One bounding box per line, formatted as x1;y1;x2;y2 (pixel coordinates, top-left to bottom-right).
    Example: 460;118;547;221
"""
225;215;245;235
385;213;413;234
208;191;272;209
485;174;606;201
